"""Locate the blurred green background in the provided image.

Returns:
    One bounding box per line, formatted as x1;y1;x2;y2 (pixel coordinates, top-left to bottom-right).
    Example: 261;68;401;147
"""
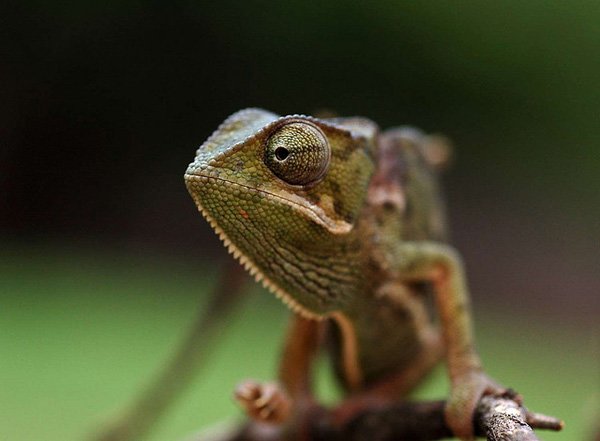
1;1;598;440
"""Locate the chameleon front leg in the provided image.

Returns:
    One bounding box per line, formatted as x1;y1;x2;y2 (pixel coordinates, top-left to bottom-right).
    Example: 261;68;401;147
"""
396;241;505;441
234;315;323;426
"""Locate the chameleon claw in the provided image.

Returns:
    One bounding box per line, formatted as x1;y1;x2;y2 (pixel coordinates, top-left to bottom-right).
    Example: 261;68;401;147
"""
259;406;273;420
234;381;259;401
234;380;292;425
255;394;271;408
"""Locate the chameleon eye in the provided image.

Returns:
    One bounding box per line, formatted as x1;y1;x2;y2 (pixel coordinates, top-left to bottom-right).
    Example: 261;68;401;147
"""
264;122;331;186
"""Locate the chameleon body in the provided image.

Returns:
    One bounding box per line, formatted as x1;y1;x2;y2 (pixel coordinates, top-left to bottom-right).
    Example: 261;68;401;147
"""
185;109;502;440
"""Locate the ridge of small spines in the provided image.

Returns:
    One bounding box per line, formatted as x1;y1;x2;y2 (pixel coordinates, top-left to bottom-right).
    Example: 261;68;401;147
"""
194;108;273;156
195;203;323;321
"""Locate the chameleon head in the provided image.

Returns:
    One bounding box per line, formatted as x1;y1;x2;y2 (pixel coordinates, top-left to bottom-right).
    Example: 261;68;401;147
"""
184;108;378;317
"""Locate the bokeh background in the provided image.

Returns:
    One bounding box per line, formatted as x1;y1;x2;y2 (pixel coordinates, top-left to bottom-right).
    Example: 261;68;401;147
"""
1;1;598;440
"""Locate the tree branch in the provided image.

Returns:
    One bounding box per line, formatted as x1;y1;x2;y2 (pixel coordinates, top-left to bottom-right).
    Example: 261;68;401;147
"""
312;395;563;441
192;396;562;441
476;395;563;441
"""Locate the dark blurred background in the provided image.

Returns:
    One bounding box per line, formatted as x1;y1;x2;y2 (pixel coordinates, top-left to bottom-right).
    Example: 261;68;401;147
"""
1;1;598;440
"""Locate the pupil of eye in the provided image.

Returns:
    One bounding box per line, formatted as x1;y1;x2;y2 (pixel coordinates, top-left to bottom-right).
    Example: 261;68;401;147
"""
275;147;289;161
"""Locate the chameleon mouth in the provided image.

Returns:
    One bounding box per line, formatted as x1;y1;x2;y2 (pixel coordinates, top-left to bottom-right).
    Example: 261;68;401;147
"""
185;176;324;321
185;172;352;235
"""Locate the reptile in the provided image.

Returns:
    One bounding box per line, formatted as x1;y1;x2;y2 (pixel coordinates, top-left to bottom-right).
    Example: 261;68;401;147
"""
183;108;508;440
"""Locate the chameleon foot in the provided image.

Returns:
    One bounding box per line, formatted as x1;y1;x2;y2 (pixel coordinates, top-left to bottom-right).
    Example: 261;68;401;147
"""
234;380;292;424
446;370;509;440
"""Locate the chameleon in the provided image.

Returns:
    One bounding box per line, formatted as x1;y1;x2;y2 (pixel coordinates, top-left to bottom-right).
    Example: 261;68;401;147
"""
183;108;508;440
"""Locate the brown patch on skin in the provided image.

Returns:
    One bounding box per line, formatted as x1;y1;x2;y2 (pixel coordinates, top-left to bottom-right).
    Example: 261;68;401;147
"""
239;208;250;219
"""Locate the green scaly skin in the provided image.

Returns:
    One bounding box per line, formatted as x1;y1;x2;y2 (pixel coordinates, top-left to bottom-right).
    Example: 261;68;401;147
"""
185;109;505;440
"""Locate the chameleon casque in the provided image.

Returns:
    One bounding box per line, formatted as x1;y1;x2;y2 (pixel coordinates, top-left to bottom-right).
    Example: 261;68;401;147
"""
183;108;506;440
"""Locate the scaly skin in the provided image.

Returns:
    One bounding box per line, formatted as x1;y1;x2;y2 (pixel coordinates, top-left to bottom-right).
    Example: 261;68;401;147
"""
185;109;505;440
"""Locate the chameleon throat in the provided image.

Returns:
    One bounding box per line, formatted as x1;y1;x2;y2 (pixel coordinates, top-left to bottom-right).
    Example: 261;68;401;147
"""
186;175;325;321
